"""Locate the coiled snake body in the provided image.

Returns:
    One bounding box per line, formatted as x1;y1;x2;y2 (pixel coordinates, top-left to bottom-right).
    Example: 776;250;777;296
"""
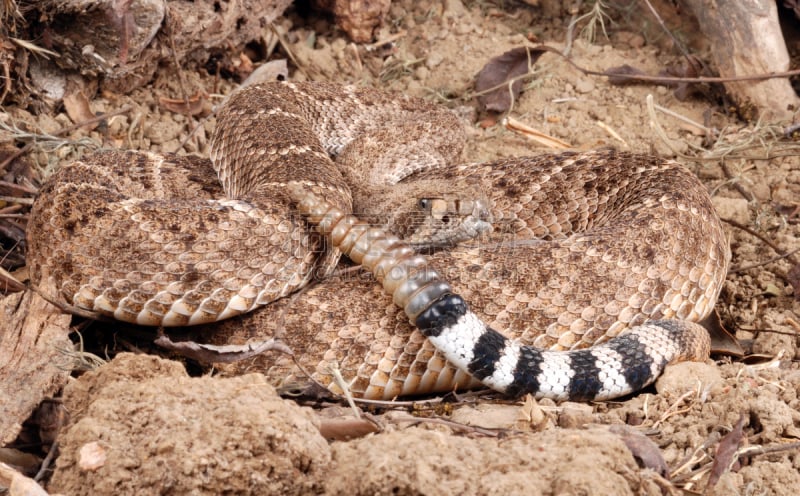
28;81;730;400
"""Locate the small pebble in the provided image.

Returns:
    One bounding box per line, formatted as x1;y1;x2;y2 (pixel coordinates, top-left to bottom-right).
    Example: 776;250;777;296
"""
574;78;595;94
426;52;444;69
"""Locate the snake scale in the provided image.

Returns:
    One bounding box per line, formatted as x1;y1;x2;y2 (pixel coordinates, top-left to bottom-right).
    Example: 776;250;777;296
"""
28;81;730;401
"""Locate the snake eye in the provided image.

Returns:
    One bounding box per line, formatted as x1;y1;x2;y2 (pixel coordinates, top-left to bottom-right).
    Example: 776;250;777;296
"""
417;198;432;211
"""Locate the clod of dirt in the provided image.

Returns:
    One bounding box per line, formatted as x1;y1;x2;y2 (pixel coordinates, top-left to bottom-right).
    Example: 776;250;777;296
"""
711;196;751;225
655;360;724;398
48;353;330;495
325;427;655;495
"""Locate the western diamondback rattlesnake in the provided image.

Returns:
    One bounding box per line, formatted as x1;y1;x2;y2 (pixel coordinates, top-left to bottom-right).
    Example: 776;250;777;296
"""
28;81;730;400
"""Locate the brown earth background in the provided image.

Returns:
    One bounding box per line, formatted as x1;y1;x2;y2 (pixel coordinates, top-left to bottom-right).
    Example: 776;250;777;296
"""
1;1;800;494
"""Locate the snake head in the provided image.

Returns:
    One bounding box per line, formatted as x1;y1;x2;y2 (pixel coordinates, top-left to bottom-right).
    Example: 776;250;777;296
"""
349;177;493;250
385;176;494;249
405;194;493;248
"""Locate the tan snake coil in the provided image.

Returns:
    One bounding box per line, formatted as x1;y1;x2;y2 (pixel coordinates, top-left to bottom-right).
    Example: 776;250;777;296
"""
28;81;730;400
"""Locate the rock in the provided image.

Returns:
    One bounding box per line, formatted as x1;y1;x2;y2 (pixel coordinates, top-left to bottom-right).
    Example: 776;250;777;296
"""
712;196;750;225
143;118;182;145
557;402;594;429
49;354;330;495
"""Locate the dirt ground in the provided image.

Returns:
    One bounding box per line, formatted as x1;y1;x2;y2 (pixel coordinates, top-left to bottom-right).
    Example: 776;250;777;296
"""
2;1;800;495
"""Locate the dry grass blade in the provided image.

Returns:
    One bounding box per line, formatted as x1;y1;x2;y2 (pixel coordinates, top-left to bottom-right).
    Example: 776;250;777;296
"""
0;195;33;205
504;116;571;149
330;365;362;419
730;246;800;274
1;0;23;29
269;23;308;81
0;179;36;194
0;266;24;292
670;431;719;482
651;102;712;136
0;117;96;153
379;56;425;83
646;94;800;163
737;440;800;458
595;120;628;147
653;386;701;429
386;410;505;437
54;332;106;372
9;37;58;59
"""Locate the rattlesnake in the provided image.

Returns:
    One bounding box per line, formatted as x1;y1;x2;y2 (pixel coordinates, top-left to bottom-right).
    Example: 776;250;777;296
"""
28;81;730;400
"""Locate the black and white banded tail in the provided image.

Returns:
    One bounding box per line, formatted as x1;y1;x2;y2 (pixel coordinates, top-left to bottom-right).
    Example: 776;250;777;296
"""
288;182;711;401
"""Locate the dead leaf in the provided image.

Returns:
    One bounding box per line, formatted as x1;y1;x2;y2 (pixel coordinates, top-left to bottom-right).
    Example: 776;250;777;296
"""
159;91;207;116
609;425;669;478
657;56;706;101
707;414;747;491
316;416;381;441
153;334;293;363
604;64;648;85
606;56;713;101
515;394;549;432
475;46;546;112
701;309;744;357
63;91;97;131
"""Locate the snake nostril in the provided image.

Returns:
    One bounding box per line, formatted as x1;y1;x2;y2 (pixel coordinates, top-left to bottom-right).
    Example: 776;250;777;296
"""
441;215;450;224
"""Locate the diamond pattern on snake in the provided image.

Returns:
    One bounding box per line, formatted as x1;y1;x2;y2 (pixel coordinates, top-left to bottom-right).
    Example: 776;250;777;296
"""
28;81;730;400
